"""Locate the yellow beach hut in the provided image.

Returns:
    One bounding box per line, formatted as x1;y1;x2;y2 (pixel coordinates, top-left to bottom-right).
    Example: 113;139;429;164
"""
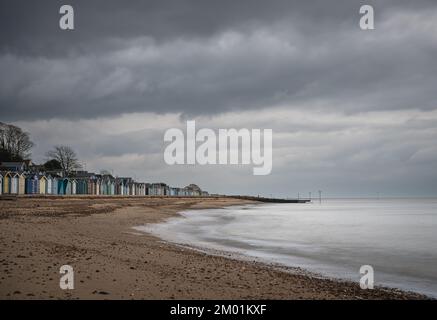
3;172;11;194
39;175;47;194
18;173;26;195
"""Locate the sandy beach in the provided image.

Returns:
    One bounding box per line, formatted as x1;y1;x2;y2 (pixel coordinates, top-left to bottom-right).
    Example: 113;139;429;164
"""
0;196;428;299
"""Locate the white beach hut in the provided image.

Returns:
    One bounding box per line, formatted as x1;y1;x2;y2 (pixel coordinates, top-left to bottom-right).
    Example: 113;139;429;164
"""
10;172;19;194
52;177;59;194
46;175;53;195
71;179;77;195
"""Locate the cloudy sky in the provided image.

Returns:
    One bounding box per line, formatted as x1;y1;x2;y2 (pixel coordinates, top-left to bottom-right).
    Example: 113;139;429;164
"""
1;0;437;197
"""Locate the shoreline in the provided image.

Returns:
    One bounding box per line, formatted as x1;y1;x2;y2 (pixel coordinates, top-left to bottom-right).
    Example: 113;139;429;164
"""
0;196;430;299
138;203;434;299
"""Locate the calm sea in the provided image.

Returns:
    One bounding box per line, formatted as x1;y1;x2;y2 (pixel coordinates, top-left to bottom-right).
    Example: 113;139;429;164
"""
135;198;437;297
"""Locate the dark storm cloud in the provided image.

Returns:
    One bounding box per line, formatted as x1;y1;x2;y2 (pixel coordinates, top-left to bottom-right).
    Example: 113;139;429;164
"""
1;0;435;55
1;0;437;121
0;0;364;56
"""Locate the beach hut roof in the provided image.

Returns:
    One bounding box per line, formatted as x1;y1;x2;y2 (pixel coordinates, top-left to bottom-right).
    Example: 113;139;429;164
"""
13;172;25;179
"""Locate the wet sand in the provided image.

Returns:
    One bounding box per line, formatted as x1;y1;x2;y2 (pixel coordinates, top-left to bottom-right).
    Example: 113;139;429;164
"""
0;196;429;299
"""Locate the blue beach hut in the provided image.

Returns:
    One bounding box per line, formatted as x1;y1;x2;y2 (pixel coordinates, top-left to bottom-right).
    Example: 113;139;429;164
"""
25;174;39;194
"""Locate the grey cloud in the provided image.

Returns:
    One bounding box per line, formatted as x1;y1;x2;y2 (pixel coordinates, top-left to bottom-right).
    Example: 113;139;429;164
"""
0;0;364;56
1;1;437;121
2;1;435;55
2;1;437;196
14;108;437;197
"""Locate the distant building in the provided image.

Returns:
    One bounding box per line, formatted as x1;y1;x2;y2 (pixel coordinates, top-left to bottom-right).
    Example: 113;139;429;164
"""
0;161;28;172
185;184;202;196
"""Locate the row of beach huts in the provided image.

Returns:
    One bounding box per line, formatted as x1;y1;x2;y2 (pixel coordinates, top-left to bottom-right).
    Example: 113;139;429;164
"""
0;163;208;197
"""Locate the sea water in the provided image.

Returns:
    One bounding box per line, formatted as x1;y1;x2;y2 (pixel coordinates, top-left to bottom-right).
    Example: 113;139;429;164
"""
135;198;437;297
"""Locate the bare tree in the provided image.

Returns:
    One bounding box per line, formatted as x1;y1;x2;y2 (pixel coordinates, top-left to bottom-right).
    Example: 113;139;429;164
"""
0;122;34;161
46;145;81;176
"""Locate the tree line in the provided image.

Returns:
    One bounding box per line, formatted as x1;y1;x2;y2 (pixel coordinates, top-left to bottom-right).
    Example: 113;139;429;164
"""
0;122;33;162
0;122;81;176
